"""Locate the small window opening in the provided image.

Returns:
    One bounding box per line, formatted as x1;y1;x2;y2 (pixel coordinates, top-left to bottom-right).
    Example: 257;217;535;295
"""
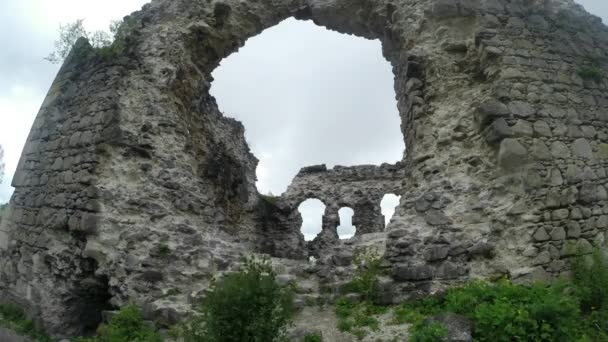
337;207;356;239
298;198;326;241
381;194;401;228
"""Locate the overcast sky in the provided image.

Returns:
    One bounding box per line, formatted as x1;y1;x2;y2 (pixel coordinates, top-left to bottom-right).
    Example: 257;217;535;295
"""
0;0;606;238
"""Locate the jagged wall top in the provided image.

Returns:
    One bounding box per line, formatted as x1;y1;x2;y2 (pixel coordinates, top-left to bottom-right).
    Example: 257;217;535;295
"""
2;0;608;338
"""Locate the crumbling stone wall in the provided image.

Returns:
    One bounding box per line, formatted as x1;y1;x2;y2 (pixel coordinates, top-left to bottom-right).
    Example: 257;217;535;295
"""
1;0;608;337
275;163;404;255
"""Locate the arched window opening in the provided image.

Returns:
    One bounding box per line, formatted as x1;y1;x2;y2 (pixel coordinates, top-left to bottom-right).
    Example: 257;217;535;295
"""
298;198;326;241
337;207;356;240
381;194;401;228
211;18;404;196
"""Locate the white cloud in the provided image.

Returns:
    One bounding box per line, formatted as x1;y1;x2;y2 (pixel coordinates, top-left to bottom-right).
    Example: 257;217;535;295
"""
0;86;42;202
0;0;150;203
212;18;404;195
1;0;607;206
576;0;608;22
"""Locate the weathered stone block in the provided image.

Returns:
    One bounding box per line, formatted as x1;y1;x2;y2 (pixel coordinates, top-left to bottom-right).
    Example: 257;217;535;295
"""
511;119;533;137
424;245;450;261
392;264;433;281
533;227;550;242
498;139;528;169
477;101;509;127
483;118;511;143
533;120;552;137
549;226;566;240
572;138;593;158
424;209;452;226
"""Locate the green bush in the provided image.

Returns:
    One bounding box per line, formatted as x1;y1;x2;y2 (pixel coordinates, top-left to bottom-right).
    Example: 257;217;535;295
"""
572;248;608;313
410;322;448;342
395;279;583;342
178;256;295;342
75;305;161;342
303;332;323;342
346;247;383;301
0;303;51;342
578;67;602;82
260;194;279;205
334;297;387;340
572;248;608;340
447;280;580;342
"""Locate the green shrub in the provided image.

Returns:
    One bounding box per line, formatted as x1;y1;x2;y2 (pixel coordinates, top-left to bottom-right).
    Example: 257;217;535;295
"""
578;67;602;82
260;194;279;205
0;303;51;342
392;305;426;325
178;256;295;342
334;297;387;339
572;247;608;313
346;247;383;301
571;247;608;340
303;332;323;342
395;279;583;342
75;305;161;342
447;280;580;342
410;322;448;342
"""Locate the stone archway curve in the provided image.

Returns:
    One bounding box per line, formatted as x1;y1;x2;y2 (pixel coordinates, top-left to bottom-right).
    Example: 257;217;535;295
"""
3;0;604;338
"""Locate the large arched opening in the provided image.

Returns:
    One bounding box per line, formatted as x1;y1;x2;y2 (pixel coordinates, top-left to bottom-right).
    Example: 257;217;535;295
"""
210;18;404;195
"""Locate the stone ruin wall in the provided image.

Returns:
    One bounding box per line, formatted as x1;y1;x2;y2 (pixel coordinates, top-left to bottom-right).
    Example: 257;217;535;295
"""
1;0;608;337
274;163;405;256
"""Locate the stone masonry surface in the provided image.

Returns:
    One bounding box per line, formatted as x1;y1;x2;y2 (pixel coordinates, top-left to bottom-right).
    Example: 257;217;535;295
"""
1;0;608;337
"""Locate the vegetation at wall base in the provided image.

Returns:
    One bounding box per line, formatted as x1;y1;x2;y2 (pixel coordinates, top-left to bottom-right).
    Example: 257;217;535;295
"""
0;304;51;342
344;247;384;302
393;247;608;341
409;322;448;342
175;256;295;342
73;305;161;342
303;332;323;342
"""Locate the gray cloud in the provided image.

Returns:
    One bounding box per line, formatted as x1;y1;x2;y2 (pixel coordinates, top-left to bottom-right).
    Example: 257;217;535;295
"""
0;2;58;95
577;0;608;22
211;18;404;195
1;0;607;213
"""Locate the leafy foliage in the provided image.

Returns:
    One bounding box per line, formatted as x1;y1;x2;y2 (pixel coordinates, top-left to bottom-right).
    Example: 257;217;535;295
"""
0;303;51;342
410;322;448;342
46;17;137;64
260;193;279;205
572;247;608;340
346;247;383;302
74;305;161;342
572;247;608;313
577;55;603;83
303;332;323;342
395;278;594;342
578;67;603;82
177;256;295;342
334;297;387;340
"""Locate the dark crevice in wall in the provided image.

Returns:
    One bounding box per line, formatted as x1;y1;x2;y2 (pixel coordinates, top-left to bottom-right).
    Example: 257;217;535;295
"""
69;258;113;335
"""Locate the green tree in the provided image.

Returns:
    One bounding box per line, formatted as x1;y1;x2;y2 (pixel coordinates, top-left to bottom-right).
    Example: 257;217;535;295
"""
45;19;121;63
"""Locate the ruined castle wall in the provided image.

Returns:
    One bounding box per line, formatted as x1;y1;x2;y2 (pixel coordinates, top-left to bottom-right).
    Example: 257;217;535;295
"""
1;0;608;336
274;163;404;255
385;0;608;297
0;42;125;334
